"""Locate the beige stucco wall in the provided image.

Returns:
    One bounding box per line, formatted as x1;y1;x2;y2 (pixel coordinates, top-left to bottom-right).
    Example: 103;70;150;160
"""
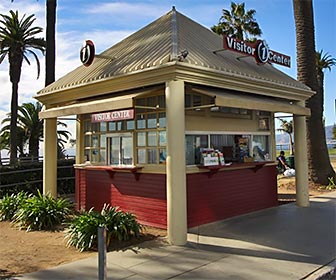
185;111;261;132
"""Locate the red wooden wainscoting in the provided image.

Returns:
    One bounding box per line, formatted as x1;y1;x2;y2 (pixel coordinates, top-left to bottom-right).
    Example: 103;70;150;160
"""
186;165;278;228
76;165;277;229
75;168;167;229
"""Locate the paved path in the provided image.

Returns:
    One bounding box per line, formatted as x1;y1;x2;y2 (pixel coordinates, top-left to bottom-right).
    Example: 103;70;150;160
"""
19;192;336;280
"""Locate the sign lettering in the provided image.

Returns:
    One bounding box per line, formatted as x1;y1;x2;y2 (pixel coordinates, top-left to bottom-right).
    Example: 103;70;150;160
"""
223;36;291;67
91;109;134;123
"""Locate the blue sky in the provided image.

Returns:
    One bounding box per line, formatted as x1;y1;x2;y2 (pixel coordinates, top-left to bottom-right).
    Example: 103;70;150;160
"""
0;0;335;134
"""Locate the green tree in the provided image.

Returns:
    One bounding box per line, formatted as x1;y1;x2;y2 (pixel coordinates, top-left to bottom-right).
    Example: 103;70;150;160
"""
277;119;294;155
0;131;10;165
1;102;71;160
11;0;57;86
316;50;335;110
293;0;335;184
0;10;45;165
211;2;262;41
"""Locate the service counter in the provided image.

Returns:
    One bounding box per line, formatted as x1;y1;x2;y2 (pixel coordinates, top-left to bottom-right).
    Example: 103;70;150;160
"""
74;161;278;229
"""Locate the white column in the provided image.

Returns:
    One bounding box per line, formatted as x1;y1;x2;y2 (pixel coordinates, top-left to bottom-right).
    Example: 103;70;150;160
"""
166;80;187;245
76;115;85;164
43;118;57;197
294;111;310;207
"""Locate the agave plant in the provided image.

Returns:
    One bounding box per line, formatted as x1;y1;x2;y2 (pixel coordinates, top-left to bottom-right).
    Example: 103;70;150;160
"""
12;190;73;231
0;191;29;221
65;204;142;252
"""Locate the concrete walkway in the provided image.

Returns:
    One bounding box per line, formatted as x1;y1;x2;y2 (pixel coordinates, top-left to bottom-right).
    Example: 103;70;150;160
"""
18;192;336;280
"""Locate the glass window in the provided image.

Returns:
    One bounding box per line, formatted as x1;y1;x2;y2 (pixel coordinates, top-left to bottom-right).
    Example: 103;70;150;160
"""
84;149;90;162
210;135;234;151
158;112;166;128
136;97;146;107
84;120;91;132
110;137;120;165
252;135;270;161
92;149;99;163
117;121;124;131
137;149;146;164
137;114;146;129
92;135;99;148
185;135;208;165
147;149;157;164
159;149;166;164
92;123;99;133
100;135;106;148
127;120;134;130
108;122;116;131
84;135;90;147
159;131;166;146
100;149;106;162
122;136;133;165
147;113;157;129
158;95;165;108
147;96;156;107
100;122;107;132
137;132;146;146
148;132;157;146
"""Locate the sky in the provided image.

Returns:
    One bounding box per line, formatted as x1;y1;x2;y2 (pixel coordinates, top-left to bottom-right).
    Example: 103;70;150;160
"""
0;0;335;146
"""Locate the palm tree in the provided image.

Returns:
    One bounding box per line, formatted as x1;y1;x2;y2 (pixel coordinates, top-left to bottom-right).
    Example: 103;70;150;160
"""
0;131;10;165
293;0;335;185
11;0;57;86
316;50;335;99
17;102;43;159
45;0;57;86
1;102;72;160
0;10;45;164
211;2;262;41
277;119;294;155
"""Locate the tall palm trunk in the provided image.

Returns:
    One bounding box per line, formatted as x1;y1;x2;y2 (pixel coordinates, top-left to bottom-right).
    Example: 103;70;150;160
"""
29;135;39;160
45;0;56;86
9;82;18;164
9;48;23;164
293;0;335;184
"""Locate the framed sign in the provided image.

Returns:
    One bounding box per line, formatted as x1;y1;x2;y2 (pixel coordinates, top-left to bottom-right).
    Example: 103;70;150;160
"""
91;109;135;123
258;117;269;130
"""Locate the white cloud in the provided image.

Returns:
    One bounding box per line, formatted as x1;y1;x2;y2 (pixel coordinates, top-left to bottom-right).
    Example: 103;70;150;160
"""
86;2;168;20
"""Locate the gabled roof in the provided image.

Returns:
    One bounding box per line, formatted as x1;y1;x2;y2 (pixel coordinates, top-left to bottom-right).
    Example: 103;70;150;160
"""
36;7;313;104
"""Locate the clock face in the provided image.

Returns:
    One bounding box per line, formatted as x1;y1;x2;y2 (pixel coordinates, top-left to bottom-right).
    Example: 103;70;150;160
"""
80;40;95;67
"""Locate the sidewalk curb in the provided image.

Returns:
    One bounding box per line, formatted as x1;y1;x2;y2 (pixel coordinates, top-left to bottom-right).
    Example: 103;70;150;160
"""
303;260;335;280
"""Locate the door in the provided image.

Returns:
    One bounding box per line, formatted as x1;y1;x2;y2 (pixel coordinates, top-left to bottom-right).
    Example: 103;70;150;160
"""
108;134;133;165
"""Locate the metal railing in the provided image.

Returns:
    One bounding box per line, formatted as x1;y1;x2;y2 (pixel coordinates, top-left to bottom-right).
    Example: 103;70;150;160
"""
0;159;75;191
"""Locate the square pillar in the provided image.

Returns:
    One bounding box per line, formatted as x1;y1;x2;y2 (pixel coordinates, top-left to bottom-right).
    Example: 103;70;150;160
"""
76;115;85;164
294;111;310;207
43;118;57;197
165;80;187;245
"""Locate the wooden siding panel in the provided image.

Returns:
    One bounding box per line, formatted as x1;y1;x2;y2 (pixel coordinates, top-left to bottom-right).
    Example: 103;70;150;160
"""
75;165;277;230
79;170;167;229
187;165;278;228
75;169;87;211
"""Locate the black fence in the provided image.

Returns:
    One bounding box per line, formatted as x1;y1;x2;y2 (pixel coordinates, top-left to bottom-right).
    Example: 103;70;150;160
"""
0;158;76;197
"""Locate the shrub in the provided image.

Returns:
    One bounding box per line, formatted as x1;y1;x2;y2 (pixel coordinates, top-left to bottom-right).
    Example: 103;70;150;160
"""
0;191;29;221
65;205;142;251
12;190;73;231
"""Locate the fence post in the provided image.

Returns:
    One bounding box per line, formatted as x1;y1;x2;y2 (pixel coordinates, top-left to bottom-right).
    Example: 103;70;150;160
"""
98;226;107;280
